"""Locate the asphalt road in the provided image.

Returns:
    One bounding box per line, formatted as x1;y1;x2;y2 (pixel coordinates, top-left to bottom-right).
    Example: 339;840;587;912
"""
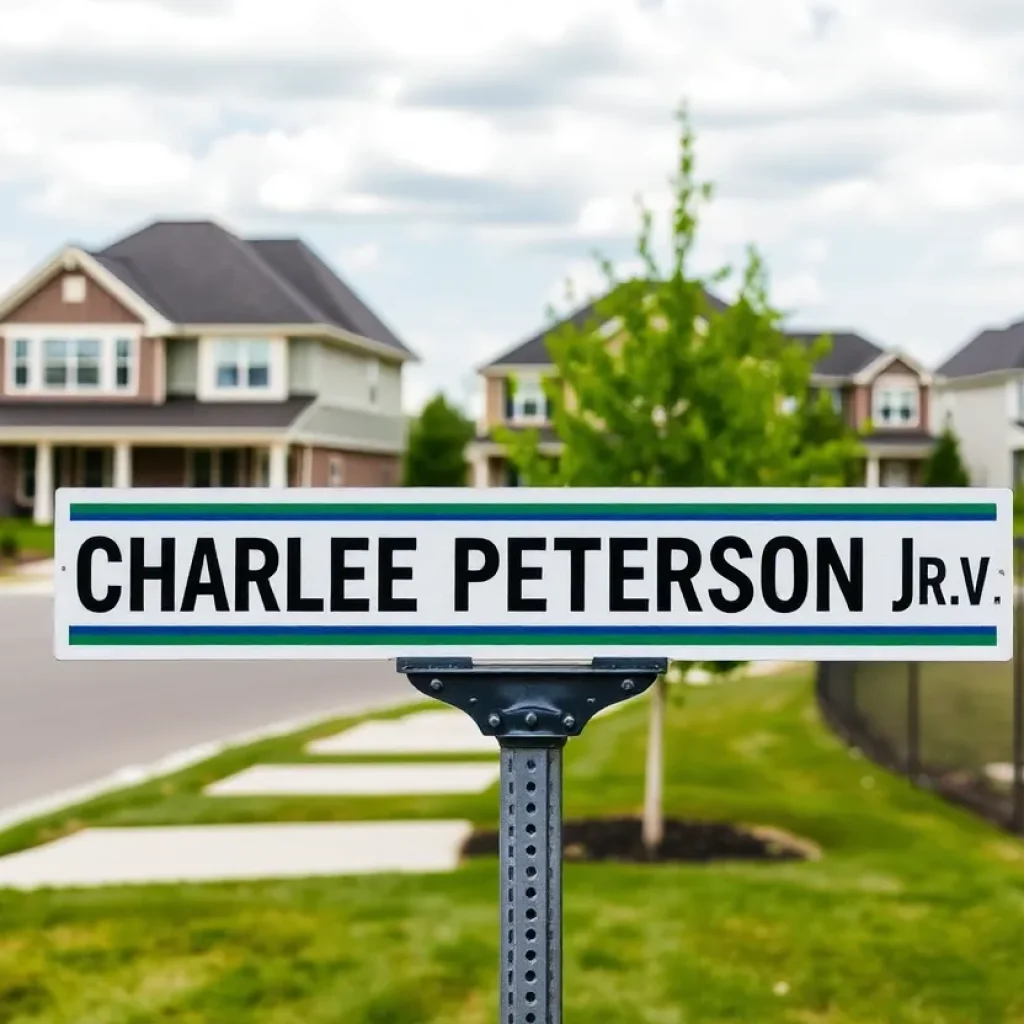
0;593;412;815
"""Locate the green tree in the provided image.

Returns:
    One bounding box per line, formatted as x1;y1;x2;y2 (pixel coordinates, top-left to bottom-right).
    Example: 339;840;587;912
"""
402;393;475;487
922;423;970;486
496;104;861;856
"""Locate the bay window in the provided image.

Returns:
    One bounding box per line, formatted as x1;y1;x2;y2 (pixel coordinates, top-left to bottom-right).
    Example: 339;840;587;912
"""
6;333;136;395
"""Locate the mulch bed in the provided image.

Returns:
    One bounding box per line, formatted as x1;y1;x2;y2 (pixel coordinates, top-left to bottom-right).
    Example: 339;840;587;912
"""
462;816;819;864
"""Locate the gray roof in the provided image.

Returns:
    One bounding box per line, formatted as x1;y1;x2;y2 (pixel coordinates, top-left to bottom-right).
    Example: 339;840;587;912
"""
862;427;936;446
91;221;412;356
784;330;884;376
486;286;882;377
937;320;1024;378
486;286;730;368
0;395;315;430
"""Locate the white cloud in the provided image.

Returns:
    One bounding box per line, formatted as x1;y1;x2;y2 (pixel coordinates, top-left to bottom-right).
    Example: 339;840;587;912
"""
774;270;827;310
980;226;1024;268
339;243;382;271
0;0;1021;388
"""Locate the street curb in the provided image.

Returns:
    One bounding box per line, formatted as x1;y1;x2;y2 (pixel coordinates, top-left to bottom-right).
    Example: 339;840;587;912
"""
0;693;417;838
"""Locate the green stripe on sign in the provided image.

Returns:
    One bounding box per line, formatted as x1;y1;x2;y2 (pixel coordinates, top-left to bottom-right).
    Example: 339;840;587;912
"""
69;631;996;647
67;500;998;516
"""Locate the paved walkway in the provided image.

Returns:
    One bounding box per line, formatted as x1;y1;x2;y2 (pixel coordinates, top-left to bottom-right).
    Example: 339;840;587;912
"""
0;705;494;889
0;822;472;888
0;662;803;889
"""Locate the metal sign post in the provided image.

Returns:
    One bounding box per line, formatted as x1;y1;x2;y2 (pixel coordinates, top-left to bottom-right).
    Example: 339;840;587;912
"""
400;657;666;1024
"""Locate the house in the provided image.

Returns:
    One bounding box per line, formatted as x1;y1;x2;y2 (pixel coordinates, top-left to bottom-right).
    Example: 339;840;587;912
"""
0;220;416;524
469;288;935;488
933;318;1024;487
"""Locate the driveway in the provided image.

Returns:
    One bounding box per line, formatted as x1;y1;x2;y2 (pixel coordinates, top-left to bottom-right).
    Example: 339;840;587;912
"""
0;593;413;816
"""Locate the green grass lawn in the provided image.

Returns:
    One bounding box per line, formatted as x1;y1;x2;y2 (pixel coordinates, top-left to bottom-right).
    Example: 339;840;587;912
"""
0;518;54;560
3;670;1024;1023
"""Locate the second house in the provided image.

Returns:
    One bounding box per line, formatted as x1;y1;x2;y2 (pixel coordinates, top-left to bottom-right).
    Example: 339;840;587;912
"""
470;288;935;488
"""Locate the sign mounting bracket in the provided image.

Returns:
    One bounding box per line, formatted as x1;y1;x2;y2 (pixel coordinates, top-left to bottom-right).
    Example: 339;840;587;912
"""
398;656;666;1023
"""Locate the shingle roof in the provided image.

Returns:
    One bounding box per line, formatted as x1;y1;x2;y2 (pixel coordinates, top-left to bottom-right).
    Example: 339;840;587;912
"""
249;238;412;355
91;221;412;356
485;286;882;377
937;320;1024;378
784;330;884;376
485;286;731;368
0;395;315;429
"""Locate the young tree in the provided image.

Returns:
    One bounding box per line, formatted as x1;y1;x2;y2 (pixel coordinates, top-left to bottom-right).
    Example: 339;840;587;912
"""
496;104;861;856
922;423;970;486
403;393;475;487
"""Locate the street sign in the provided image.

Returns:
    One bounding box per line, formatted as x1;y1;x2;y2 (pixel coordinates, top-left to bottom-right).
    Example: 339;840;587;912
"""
54;486;1014;662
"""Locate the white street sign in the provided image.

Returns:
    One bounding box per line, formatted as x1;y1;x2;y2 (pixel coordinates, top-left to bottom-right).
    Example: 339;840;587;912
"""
53;486;1014;662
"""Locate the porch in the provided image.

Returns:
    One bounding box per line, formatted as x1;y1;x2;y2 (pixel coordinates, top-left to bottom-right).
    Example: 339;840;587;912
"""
0;442;293;525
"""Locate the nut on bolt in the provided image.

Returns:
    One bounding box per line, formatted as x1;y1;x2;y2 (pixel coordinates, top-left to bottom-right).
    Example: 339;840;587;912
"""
487;713;502;728
524;711;539;728
563;715;576;729
621;679;636;692
429;679;443;692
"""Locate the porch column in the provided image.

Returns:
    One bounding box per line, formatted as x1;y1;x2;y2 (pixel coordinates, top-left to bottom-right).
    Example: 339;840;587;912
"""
865;456;880;489
470;449;489;488
113;443;132;489
269;443;289;489
33;442;53;525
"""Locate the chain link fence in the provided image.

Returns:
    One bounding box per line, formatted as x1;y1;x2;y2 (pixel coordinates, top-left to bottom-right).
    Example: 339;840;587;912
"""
816;539;1024;835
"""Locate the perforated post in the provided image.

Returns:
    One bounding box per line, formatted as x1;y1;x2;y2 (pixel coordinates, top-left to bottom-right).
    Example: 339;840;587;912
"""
399;657;665;1024
501;745;561;1023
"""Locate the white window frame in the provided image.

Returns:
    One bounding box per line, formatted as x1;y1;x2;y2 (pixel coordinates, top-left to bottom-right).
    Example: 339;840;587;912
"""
872;375;920;428
3;325;140;397
511;373;548;424
10;338;31;391
198;336;287;402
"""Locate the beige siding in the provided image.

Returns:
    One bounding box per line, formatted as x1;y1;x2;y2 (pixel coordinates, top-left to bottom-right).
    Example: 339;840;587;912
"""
165;338;198;395
288;338;318;392
935;379;1014;487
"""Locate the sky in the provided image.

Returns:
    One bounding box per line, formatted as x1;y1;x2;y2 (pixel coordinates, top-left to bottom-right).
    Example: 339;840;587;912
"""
1;0;1024;413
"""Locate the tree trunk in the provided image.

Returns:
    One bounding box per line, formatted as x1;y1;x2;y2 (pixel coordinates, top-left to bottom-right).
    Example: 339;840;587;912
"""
641;674;667;856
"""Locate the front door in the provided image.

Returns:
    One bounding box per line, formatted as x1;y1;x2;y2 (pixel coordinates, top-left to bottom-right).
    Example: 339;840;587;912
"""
881;460;910;487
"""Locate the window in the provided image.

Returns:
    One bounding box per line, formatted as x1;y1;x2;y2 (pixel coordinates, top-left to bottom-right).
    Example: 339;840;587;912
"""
510;374;548;422
81;449;109;488
328;456;343;487
12;339;30;389
190;450;213;488
872;381;919;427
213;340;271;391
188;449;244;487
367;359;380;405
115;339;132;390
16;447;35;504
61;274;86;303
43;338;101;390
5;333;137;395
